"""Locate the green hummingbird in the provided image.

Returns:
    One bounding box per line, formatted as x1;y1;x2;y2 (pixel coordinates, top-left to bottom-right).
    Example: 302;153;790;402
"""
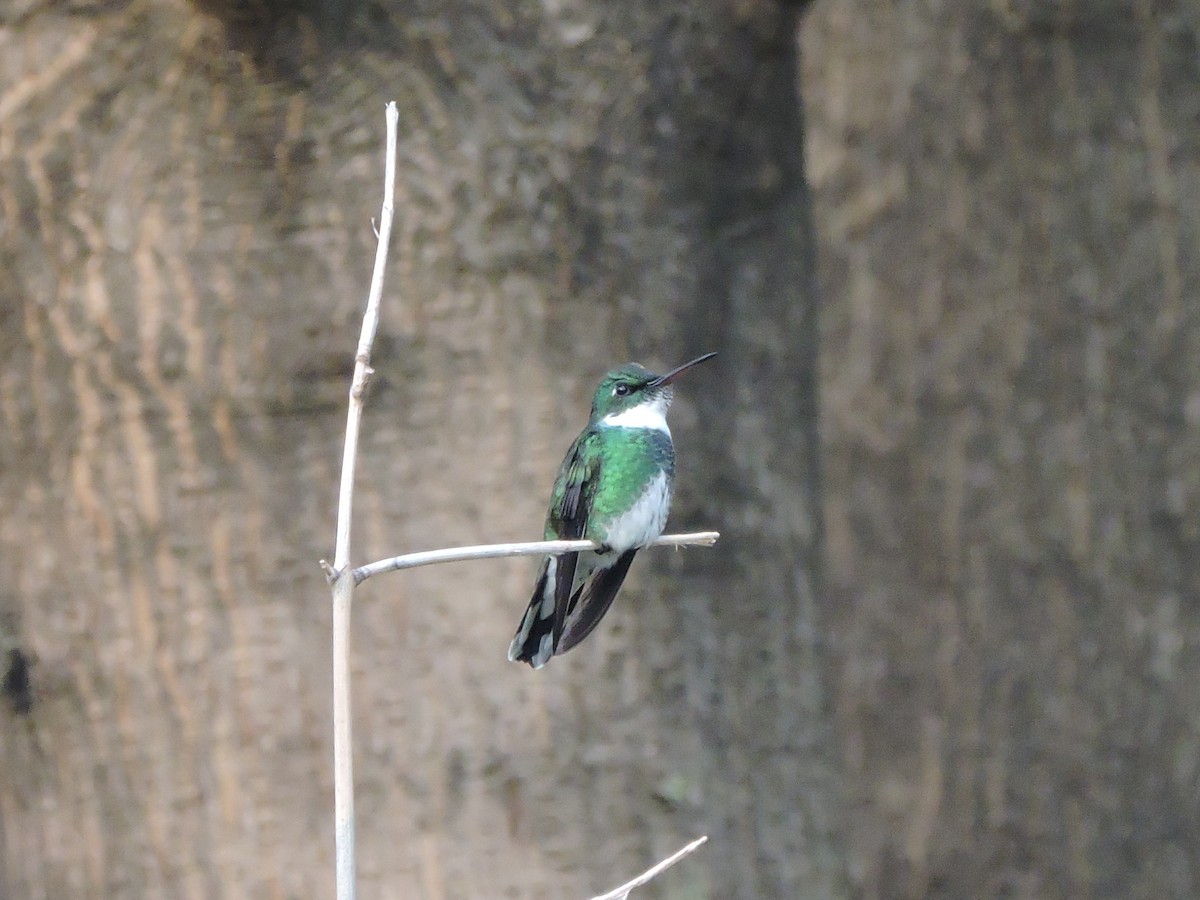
508;352;716;668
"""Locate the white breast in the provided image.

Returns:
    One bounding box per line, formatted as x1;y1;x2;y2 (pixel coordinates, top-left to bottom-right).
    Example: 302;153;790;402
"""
602;470;673;552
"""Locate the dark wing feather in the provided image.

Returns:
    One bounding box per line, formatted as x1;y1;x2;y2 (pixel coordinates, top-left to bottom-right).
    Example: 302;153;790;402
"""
547;429;601;648
551;552;578;648
558;549;638;653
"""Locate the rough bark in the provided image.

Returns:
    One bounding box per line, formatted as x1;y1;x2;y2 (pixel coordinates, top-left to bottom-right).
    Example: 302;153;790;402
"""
0;1;836;898
804;2;1200;897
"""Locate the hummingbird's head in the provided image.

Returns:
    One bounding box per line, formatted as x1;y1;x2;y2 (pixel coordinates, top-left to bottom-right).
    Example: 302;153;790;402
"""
589;353;716;425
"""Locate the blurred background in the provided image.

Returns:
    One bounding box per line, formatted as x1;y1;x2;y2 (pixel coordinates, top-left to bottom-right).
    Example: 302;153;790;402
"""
1;1;1197;897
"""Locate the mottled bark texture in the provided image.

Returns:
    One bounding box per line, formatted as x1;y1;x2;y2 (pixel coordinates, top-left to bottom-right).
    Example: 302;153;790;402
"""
0;1;835;898
804;2;1200;898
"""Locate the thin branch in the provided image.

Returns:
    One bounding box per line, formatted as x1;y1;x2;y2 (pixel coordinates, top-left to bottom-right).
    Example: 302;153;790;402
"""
352;531;720;584
589;835;709;900
329;101;399;900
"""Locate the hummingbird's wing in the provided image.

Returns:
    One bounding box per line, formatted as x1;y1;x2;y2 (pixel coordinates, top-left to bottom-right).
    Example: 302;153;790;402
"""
507;430;601;668
546;429;602;649
557;549;637;654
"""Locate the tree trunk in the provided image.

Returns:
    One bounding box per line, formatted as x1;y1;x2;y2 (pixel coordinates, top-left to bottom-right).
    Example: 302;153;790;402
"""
0;1;840;898
804;2;1200;897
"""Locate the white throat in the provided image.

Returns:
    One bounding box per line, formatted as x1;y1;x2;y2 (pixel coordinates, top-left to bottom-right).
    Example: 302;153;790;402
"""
601;397;671;434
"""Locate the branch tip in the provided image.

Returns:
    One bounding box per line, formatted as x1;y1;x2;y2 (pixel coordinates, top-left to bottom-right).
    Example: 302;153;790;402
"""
589;835;709;900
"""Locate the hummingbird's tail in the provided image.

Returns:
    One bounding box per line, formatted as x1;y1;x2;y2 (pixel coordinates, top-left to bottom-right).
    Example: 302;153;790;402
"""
508;556;559;668
507;550;639;668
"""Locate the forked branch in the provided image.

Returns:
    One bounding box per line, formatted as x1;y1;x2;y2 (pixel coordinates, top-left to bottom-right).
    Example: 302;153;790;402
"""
327;100;399;900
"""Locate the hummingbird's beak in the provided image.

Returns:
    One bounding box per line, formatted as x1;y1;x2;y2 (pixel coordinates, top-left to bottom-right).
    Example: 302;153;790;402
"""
650;352;717;387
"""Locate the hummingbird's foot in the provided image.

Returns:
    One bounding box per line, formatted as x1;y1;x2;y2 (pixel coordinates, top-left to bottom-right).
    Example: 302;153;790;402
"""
596;542;614;554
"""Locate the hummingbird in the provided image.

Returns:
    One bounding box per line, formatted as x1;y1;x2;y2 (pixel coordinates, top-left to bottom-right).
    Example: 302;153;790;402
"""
508;352;716;668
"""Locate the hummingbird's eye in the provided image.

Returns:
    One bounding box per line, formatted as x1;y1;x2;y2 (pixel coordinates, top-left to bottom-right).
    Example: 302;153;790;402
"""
614;383;631;396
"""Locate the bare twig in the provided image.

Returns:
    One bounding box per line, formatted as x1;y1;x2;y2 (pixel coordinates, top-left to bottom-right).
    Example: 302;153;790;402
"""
352;531;720;584
589;835;709;900
328;101;399;900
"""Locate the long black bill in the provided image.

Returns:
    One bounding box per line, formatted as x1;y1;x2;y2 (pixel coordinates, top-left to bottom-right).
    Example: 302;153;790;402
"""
650;352;717;387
